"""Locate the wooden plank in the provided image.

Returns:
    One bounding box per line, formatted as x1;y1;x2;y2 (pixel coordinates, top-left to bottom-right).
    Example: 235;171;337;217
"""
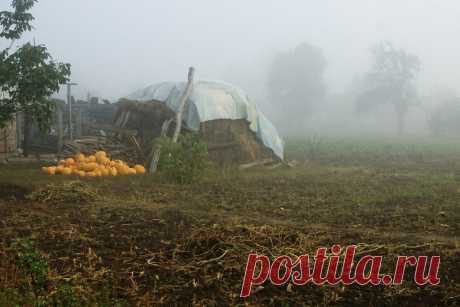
239;158;274;170
85;122;137;136
149;67;195;174
172;67;195;143
149;118;173;173
75;108;82;137
57;105;64;158
120;110;131;129
128;135;145;163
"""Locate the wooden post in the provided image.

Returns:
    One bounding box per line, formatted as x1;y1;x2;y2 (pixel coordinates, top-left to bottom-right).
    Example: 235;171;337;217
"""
67;84;73;140
23;112;31;157
57;104;64;159
172;67;195;143
148;118;173;173
16;112;23;152
66;82;78;140
148;67;195;174
75;107;82;138
120;111;131;128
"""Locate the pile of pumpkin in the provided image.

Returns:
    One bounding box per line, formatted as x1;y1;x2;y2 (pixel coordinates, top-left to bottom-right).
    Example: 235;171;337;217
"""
41;151;146;177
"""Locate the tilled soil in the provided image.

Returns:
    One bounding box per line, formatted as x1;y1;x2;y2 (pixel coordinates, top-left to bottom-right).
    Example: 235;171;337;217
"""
0;162;459;306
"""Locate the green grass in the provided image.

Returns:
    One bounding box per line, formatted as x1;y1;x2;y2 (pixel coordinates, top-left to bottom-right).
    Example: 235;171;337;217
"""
286;135;460;169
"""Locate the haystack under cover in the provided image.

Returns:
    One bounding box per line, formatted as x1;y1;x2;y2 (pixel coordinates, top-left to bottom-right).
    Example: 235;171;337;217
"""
117;80;284;164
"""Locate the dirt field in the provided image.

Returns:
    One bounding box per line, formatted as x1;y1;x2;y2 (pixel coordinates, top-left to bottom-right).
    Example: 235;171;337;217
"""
1;137;460;306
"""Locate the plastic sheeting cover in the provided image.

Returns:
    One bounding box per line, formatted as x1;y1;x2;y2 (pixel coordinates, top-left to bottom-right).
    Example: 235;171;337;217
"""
124;80;284;159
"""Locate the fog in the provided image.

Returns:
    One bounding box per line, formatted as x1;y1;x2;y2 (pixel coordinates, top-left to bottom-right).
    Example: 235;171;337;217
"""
2;0;460;136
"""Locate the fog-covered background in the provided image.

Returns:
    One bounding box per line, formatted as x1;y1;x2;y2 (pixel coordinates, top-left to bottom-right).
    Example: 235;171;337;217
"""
2;0;460;136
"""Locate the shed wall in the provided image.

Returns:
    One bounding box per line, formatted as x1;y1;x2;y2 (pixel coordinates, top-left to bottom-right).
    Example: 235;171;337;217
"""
0;117;17;154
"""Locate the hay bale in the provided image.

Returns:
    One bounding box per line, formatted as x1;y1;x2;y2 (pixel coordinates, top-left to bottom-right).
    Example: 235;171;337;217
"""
114;101;280;166
200;119;276;165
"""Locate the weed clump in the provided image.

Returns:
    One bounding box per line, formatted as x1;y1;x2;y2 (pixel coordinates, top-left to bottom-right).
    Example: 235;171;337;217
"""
158;134;208;184
12;238;49;293
8;239;82;306
47;284;81;307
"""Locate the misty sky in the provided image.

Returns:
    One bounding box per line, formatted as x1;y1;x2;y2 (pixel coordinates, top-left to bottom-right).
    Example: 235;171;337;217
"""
1;0;460;103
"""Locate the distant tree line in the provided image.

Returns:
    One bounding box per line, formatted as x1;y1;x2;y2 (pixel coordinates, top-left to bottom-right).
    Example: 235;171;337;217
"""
267;41;423;136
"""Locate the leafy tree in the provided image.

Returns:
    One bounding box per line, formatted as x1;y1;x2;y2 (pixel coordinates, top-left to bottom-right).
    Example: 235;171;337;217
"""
267;42;326;126
0;0;37;40
355;42;420;135
0;0;71;155
0;43;70;129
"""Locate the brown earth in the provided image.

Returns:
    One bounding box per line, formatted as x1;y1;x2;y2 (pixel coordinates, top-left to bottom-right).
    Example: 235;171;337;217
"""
0;147;459;306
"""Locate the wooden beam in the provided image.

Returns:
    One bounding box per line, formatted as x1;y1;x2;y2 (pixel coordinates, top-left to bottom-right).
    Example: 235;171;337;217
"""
172;67;195;143
85;122;137;136
239;158;274;170
149;67;196;174
149;118;173;173
57;104;64;159
75;108;82;138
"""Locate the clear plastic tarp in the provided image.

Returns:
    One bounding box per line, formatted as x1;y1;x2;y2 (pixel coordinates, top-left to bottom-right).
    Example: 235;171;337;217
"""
124;80;284;159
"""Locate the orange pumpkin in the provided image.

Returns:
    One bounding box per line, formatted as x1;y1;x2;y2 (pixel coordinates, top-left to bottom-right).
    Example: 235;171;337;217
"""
87;155;96;163
62;167;72;176
118;165;130;175
134;164;146;174
81;162;98;172
110;167;118;176
100;167;110;176
114;163;125;172
95;151;107;160
128;168;137;175
75;153;86;163
98;157;110;165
